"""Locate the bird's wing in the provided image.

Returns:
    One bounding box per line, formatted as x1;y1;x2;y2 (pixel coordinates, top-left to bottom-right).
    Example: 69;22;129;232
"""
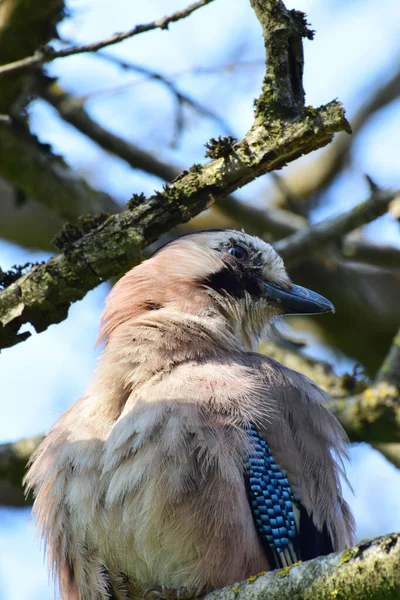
243;354;355;567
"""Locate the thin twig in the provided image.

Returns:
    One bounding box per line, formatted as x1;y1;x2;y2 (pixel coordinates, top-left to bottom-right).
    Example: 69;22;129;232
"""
40;80;181;182
0;0;215;77
88;52;233;142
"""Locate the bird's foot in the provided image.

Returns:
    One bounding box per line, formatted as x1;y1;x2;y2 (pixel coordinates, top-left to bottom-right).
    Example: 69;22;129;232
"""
143;584;213;600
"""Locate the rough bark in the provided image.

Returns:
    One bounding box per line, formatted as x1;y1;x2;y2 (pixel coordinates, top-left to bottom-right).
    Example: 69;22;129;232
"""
0;96;351;347
205;534;400;600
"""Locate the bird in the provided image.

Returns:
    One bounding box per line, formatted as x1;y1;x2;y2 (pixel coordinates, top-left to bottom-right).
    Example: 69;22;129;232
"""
25;229;355;600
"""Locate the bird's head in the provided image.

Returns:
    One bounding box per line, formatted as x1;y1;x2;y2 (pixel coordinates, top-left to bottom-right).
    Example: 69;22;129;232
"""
100;229;334;348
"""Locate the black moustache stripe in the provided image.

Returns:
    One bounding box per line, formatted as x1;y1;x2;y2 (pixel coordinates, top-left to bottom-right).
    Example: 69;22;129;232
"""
203;268;262;299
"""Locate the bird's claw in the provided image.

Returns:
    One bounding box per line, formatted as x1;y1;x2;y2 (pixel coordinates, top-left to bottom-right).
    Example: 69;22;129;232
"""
143;585;212;600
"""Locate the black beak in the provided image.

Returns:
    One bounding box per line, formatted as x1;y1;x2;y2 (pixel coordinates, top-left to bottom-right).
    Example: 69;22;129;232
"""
263;282;335;316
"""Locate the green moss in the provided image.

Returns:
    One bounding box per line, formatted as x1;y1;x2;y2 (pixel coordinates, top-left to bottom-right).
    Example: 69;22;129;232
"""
79;212;110;234
305;105;318;118
277;561;302;577
204;136;238;159
246;571;267;583
0;262;41;289
52;213;110;251
128;192;147;210
189;164;203;174
338;548;357;567
229;585;239;596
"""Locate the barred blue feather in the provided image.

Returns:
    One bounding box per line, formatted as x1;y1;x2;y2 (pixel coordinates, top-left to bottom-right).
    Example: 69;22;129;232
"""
243;424;298;555
243;423;334;568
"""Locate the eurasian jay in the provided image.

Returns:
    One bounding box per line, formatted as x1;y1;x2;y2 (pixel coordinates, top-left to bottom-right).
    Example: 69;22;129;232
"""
25;229;355;600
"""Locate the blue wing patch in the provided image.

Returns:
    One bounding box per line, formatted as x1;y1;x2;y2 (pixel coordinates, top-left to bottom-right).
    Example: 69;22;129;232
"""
244;424;297;554
243;423;333;568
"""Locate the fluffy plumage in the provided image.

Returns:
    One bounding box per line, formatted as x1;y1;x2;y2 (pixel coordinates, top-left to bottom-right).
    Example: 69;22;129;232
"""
25;230;355;600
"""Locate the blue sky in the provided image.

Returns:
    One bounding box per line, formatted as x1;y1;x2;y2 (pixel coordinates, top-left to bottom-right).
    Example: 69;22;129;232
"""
1;0;400;597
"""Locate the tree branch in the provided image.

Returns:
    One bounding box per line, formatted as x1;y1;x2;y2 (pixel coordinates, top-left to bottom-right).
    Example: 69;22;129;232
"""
369;328;400;468
0;121;119;221
342;240;400;270
206;534;400;600
0;0;65;111
0;98;348;349
250;0;313;118
0;435;42;506
81;53;233;144
0;0;352;350
376;327;400;404
40;77;308;240
275;65;400;211
39;79;181;182
329;383;400;444
0;0;216;77
274;187;399;266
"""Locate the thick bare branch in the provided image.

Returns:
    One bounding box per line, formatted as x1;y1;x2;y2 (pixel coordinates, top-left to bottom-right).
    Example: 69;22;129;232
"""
217;197;305;239
251;0;313;119
0;0;216;77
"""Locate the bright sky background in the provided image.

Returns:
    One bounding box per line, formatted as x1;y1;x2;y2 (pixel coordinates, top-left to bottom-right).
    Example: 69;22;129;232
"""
1;0;400;597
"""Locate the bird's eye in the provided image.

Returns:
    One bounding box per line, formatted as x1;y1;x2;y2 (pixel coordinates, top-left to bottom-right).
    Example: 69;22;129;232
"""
228;245;248;261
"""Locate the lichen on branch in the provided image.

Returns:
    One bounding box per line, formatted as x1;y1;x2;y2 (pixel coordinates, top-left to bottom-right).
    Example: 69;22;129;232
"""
0;0;352;352
205;534;400;600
